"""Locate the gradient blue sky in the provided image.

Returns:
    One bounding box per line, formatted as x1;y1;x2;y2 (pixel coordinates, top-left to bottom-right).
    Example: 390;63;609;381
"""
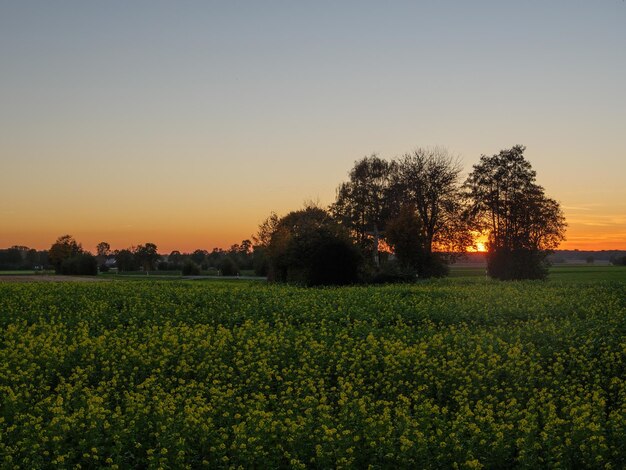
1;1;625;251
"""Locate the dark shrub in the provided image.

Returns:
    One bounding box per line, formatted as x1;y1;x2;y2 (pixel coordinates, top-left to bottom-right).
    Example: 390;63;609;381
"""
369;260;416;284
218;257;239;276
264;206;363;286
252;246;269;277
60;253;98;276
98;264;110;273
300;230;362;286
610;256;626;266
487;249;549;280
181;260;201;276
271;228;362;286
157;261;170;271
417;253;450;278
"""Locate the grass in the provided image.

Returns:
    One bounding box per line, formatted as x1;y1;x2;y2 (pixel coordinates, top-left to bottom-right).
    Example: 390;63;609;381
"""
0;270;54;275
448;264;626;282
3;265;626;284
548;265;626;282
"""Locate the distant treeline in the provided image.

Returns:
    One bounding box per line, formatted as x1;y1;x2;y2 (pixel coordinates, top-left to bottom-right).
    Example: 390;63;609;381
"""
5;145;624;280
23;237;263;276
3;246;624;273
104;240;259;275
548;250;626;264
0;246;49;271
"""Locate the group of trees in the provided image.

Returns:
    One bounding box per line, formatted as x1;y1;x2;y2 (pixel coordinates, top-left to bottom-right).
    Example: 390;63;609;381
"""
465;146;566;279
109;243;160;272
48;235;98;275
255;206;361;285
34;145;566;283
258;145;567;285
0;246;49;270
158;242;254;275
45;236;256;276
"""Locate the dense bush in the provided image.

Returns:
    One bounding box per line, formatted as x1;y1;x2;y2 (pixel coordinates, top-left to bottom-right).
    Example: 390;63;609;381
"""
157;261;170;271
98;263;110;273
181;260;201;276
368;260;416;284
487;248;549;280
60;253;98;276
273;228;362;286
252;246;269;276
268;207;362;286
218;256;239;276
49;235;83;273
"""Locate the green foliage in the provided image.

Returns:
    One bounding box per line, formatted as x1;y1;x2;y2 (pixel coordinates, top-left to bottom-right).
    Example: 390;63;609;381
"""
0;280;625;468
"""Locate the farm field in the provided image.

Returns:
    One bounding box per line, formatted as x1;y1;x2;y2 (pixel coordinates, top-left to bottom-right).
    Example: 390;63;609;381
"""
449;265;626;283
1;278;625;468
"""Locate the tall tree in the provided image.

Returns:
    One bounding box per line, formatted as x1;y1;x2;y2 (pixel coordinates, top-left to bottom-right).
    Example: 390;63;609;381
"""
394;147;471;256
252;213;281;276
330;155;396;263
464;145;566;279
96;241;111;266
96;241;110;258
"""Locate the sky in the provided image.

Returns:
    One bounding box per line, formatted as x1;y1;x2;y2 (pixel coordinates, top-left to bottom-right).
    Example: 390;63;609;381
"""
1;1;625;253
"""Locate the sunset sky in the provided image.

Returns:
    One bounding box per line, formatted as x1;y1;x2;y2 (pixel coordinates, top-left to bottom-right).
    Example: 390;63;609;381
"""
1;1;625;253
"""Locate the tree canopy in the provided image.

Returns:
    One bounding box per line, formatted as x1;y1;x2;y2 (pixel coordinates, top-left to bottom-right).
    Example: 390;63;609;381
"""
48;235;83;273
330;149;471;278
464;145;566;279
266;206;362;286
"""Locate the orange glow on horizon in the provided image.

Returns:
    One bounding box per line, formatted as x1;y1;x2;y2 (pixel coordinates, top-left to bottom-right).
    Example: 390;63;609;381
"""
1;209;625;254
2;227;625;254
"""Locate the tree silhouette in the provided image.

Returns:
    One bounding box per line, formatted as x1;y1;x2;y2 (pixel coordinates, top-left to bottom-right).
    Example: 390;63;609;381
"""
330;155;395;264
465;145;566;280
394;147;472;257
48;235;83;274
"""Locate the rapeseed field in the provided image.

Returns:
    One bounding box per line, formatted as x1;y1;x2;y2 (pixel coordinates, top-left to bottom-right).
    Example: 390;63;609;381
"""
0;280;624;468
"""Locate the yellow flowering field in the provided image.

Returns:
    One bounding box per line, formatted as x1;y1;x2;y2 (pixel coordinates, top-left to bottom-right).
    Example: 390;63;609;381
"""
0;280;625;468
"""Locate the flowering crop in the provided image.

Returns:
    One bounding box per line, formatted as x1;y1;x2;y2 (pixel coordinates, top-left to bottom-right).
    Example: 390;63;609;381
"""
0;279;625;468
